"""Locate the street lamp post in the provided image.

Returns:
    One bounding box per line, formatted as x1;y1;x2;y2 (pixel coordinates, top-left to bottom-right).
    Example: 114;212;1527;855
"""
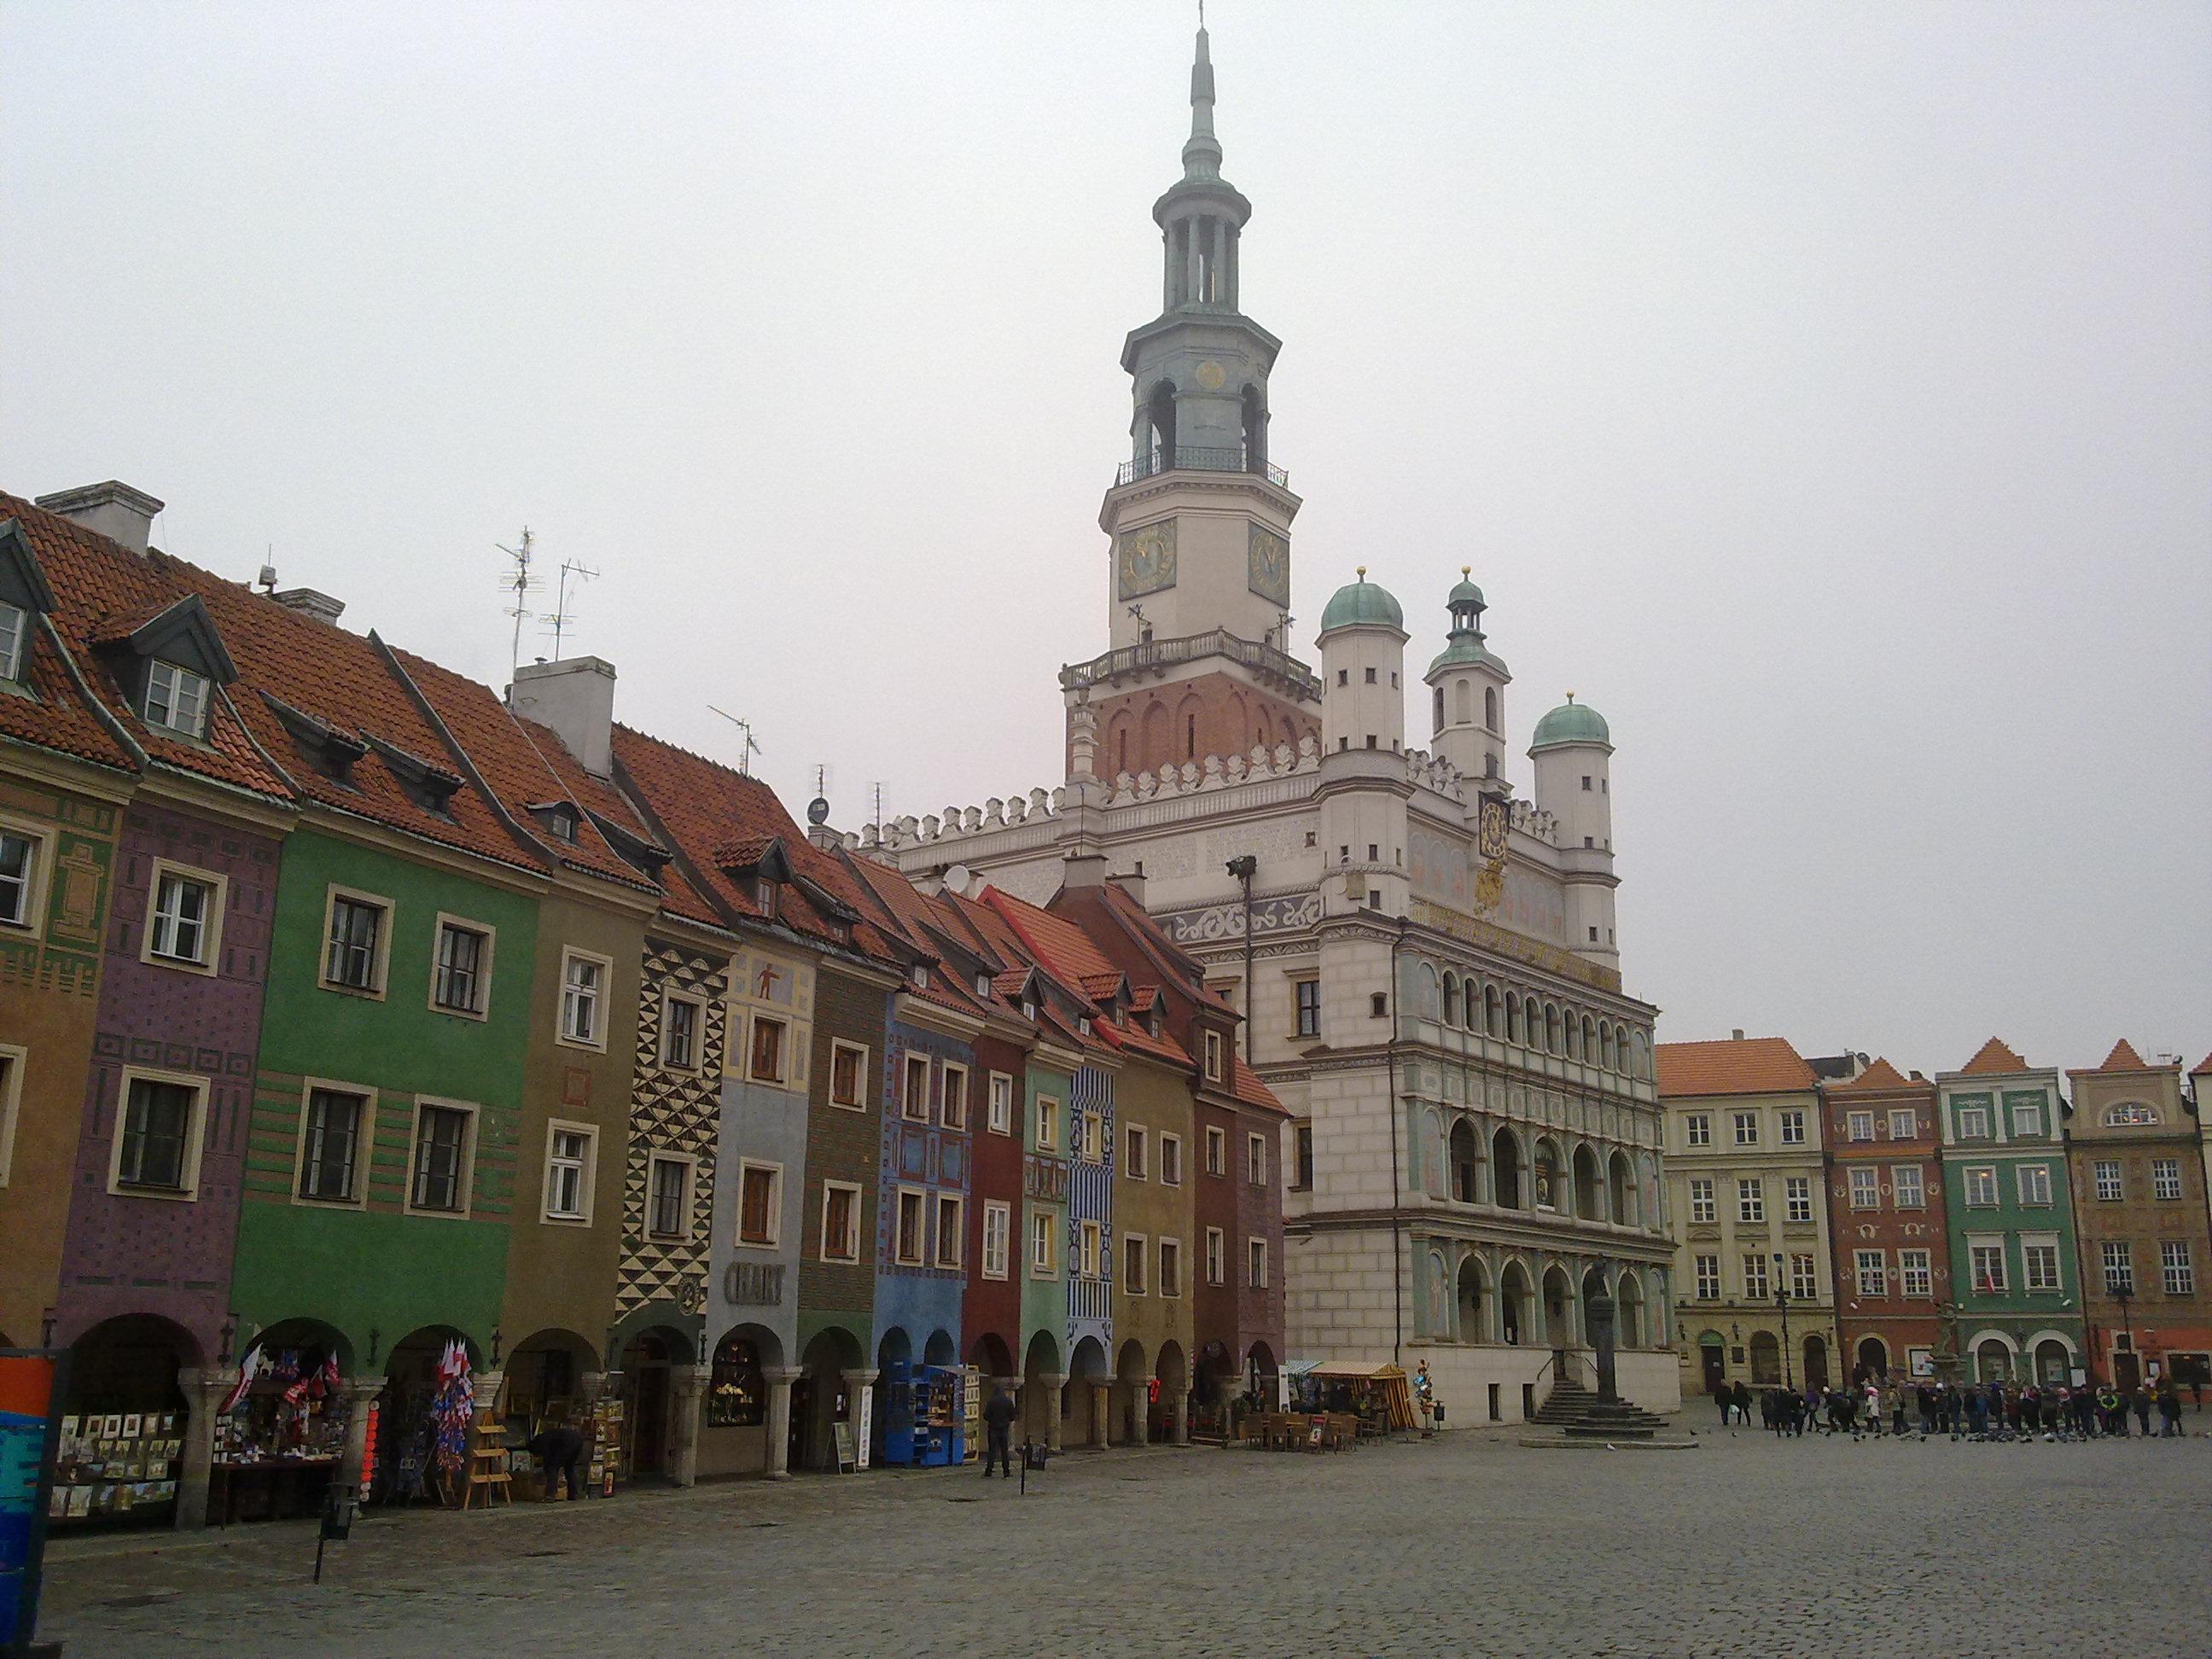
2111;1280;2135;1384
1774;1252;1794;1393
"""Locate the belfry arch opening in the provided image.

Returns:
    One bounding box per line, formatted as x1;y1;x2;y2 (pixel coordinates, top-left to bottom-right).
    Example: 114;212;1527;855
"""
1241;384;1266;470
1144;380;1177;472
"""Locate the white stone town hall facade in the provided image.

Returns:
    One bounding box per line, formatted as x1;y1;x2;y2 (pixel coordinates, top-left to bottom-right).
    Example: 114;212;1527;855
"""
850;25;1679;1419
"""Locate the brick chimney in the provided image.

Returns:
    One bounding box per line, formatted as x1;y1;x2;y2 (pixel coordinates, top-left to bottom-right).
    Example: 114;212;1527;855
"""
35;480;164;555
510;655;616;777
272;588;346;626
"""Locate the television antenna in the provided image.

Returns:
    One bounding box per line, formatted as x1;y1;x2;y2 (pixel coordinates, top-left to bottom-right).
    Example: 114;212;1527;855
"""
543;557;600;659
496;528;542;675
707;705;761;775
871;782;886;834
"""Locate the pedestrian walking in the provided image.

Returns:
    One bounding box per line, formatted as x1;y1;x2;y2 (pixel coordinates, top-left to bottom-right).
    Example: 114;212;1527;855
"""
981;1383;1019;1478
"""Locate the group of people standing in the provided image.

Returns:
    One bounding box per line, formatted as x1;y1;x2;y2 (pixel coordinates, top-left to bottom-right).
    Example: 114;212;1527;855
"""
1714;1374;2195;1441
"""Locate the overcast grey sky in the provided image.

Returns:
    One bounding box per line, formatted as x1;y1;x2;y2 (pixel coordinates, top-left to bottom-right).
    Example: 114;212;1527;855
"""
5;2;2207;1075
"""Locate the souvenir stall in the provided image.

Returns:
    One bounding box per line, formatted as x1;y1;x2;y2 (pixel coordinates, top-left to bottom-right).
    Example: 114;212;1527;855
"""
698;1333;768;1478
499;1333;591;1500
878;1361;965;1467
208;1339;351;1524
49;1314;191;1530
372;1335;477;1507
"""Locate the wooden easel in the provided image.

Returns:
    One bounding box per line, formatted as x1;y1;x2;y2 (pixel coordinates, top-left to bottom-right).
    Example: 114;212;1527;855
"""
461;1419;511;1510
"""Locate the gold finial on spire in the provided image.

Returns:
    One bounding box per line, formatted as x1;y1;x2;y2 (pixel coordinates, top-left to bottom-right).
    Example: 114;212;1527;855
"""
1566;690;1575;702
1356;565;1367;579
1461;565;1471;577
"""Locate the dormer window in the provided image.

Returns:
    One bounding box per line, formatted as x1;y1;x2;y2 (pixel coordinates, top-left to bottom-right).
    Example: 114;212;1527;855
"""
755;878;776;913
1078;1015;1092;1036
975;972;992;998
527;802;579;843
0;601;25;682
1022;998;1038;1022
144;660;209;738
911;963;928;991
1202;1029;1225;1081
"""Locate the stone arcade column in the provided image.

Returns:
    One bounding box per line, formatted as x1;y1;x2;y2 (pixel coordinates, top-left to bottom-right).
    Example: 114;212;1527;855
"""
667;1363;707;1487
173;1367;230;1530
1587;1294;1619;1405
763;1366;802;1479
339;1376;388;1504
841;1368;879;1468
1091;1382;1111;1447
1039;1371;1068;1453
1171;1388;1190;1446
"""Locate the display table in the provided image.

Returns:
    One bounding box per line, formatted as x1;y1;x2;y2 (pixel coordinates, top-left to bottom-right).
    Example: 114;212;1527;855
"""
211;1457;340;1526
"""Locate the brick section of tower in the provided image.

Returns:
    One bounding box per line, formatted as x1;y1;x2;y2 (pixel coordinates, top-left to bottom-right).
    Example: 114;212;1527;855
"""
1073;671;1319;783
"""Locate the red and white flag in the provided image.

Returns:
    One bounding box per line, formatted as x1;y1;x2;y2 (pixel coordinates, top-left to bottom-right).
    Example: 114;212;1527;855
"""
219;1344;265;1414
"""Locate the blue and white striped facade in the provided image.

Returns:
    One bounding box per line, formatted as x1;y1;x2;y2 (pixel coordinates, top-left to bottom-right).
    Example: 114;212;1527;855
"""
1066;1058;1116;1367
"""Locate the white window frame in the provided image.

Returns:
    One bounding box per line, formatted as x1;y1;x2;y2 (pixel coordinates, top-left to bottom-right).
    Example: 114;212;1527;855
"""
2023;1238;2061;1293
1247;1236;1269;1289
2162;1240;2194;1296
661;991;707;1074
901;1053;931;1123
108;1065;210;1202
1034;1093;1060;1152
1779;1109;1806;1145
0;817;50;937
933;1191;964;1270
320;884;393;998
1694;1254;1720;1300
1847;1111;1875;1144
143;657;211;738
1079;1219;1104;1280
1246;1132;1266;1187
1848;1167;1879;1211
819;1179;863;1262
1900;1248;1933;1298
1791;1254;1819;1300
1964;1165;1998;1208
1028;1206;1057;1276
1080;1110;1103;1164
2093;1160;2122;1202
0;599;25;682
142;859;228;975
1892;1164;1925;1208
1685;1113;1711;1148
541;1118;597;1225
0;1042;25;1187
894;1185;927;1265
1955;1103;1990;1139
402;1096;480;1219
1737;1179;1764;1225
1205;1125;1226;1176
2011;1098;2044;1137
828;1039;870;1110
1159;1132;1183;1186
982;1198;1010;1279
646;1152;698;1242
1968;1237;2008;1295
1785;1175;1813;1222
557;947;612;1050
2016;1162;2052;1207
1688;1177;1715;1224
428;911;495;1019
1125;1124;1149;1182
735;1157;783;1249
1855;1249;1886;1296
2152;1158;2183;1201
987;1072;1015;1136
1742;1254;1769;1300
1206;1226;1225;1286
1203;1030;1225;1082
940;1062;969;1131
1732;1111;1758;1147
1123;1231;1149;1296
1887;1108;1917;1140
293;1078;373;1208
2101;1240;2134;1295
1157;1236;1182;1298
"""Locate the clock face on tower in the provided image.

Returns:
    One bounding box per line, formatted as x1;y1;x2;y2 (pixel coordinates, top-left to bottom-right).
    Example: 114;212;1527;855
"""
1116;521;1179;600
1247;523;1289;607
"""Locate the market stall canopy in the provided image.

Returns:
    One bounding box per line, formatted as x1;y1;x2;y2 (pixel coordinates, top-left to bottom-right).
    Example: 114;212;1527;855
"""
1304;1363;1417;1430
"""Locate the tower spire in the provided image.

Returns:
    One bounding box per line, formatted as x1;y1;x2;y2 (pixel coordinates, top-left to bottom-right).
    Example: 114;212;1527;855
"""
1184;15;1221;179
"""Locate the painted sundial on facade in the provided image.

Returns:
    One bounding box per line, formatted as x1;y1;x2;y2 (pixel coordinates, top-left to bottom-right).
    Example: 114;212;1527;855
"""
1115;521;1178;600
1247;522;1289;606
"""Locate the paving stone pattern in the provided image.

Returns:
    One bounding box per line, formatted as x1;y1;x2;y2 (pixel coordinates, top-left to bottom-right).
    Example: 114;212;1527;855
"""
41;1426;2212;1658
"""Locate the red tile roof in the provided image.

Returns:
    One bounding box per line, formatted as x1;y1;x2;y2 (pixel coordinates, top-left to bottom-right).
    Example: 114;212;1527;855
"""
2194;1053;2212;1077
2090;1039;2155;1073
1827;1057;1919;1093
1959;1037;2029;1074
1655;1036;1818;1097
982;886;1192;1067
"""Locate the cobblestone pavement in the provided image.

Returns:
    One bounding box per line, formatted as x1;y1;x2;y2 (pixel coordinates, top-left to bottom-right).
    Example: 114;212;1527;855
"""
38;1424;2212;1658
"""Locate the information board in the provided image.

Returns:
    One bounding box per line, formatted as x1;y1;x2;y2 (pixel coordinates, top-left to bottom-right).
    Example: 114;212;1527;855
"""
831;1423;858;1473
0;1350;64;1656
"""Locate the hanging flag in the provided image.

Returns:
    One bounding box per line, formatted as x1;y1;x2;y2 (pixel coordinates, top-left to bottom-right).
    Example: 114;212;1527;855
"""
218;1345;265;1415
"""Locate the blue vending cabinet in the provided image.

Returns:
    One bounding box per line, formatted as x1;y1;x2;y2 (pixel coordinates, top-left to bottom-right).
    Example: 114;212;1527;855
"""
881;1360;916;1467
911;1367;965;1467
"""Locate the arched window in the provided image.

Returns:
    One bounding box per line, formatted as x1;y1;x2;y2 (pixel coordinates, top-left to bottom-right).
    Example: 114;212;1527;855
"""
1433;685;1445;733
1454;680;1471;724
1241;384;1266;470
1185;714;1196;760
1484;686;1499;731
1441;974;1459;1027
2103;1103;2160;1126
1145;380;1177;470
1486;985;1503;1038
1545;1004;1561;1054
707;1333;766;1427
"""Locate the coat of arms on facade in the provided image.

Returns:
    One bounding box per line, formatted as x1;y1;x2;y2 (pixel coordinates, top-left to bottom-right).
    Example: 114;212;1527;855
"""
1473;795;1509;913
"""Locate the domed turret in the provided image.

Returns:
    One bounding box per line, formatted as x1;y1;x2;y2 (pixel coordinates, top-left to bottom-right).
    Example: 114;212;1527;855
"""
1530;695;1610;753
1317;566;1407;760
1423;567;1512;785
1318;571;1405;634
1529;692;1617;969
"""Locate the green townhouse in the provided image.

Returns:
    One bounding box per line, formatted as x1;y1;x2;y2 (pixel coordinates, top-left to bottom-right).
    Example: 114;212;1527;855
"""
1936;1037;2087;1386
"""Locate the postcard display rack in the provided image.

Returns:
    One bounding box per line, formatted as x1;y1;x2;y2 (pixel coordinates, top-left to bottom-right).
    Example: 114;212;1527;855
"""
49;1412;182;1524
588;1397;625;1496
962;1365;982;1464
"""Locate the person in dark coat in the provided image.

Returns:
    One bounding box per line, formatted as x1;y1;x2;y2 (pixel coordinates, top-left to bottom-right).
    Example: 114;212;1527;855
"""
2133;1384;2154;1436
527;1423;589;1500
981;1383;1019;1477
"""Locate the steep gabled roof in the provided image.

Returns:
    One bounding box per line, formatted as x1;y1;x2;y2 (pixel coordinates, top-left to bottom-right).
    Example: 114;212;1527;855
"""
2091;1039;2156;1073
1656;1036;1817;1097
1959;1037;2029;1075
1827;1057;1919;1093
983;886;1190;1067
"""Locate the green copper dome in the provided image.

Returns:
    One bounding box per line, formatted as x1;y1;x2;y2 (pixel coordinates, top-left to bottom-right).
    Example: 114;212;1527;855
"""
1318;568;1404;633
1448;573;1485;609
1530;696;1610;751
1427;636;1510;678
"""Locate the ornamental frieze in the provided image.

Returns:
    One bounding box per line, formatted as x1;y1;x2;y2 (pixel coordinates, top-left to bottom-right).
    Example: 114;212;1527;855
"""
1161;888;1324;946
